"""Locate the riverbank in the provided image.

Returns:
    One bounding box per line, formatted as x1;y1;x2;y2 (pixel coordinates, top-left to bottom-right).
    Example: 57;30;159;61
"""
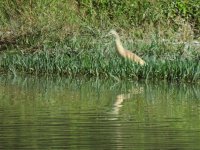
0;1;199;82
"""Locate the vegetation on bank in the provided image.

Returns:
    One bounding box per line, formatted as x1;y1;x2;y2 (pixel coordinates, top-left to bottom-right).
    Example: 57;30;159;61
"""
0;0;199;82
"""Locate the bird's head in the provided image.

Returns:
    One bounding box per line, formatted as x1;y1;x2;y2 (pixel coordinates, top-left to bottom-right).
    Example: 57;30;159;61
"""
105;29;120;39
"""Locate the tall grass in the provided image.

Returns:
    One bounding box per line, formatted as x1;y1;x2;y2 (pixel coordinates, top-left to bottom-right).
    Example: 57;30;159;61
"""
0;35;199;82
0;0;80;50
77;0;200;39
1;52;199;82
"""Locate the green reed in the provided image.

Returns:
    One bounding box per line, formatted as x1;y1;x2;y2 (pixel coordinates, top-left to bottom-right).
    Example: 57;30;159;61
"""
0;37;199;83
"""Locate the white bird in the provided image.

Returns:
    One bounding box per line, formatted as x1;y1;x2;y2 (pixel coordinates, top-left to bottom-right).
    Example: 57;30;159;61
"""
107;29;146;66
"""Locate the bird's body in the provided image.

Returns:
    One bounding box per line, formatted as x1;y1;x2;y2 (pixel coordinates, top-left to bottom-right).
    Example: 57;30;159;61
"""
108;30;146;66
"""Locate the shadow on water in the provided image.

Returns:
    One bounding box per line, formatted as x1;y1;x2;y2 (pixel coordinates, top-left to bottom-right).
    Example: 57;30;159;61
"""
0;75;200;149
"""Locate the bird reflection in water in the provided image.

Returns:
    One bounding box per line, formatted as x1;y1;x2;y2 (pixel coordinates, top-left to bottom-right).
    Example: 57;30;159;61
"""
111;87;144;116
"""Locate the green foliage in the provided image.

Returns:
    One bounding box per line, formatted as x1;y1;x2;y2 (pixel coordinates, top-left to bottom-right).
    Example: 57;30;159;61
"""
0;0;199;49
77;0;200;34
0;0;79;48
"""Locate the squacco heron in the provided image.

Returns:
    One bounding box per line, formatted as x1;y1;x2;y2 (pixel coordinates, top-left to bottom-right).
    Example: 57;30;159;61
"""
107;29;146;66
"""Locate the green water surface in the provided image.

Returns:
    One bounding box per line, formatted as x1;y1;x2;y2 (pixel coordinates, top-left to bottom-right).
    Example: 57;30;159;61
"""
0;75;200;149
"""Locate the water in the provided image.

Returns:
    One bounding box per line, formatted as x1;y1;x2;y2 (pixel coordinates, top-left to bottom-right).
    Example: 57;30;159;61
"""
0;75;200;149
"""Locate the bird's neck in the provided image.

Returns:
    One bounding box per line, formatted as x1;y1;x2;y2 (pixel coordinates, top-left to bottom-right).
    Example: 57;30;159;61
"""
115;37;124;54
